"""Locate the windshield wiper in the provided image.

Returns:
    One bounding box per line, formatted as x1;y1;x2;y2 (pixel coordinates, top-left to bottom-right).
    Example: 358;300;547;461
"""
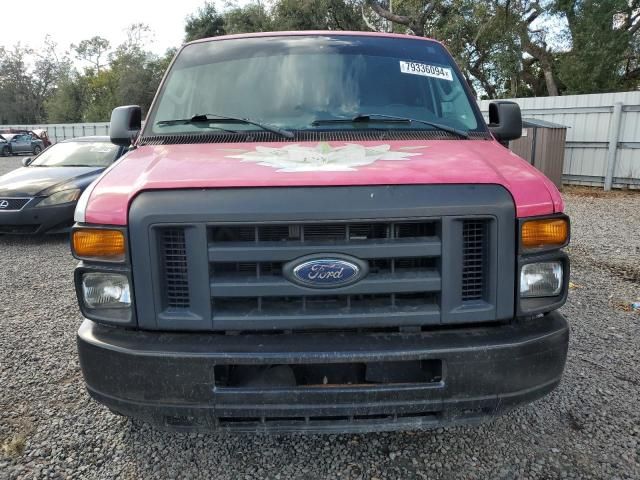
156;114;294;139
311;113;469;139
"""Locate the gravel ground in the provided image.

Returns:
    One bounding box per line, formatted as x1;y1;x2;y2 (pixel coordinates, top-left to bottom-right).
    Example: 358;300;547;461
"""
0;156;638;480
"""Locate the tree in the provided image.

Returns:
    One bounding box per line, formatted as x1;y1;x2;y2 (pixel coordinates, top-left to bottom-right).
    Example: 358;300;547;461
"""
364;0;436;36
552;0;637;93
224;3;273;33
0;45;34;123
185;2;226;42
272;0;367;31
45;24;175;122
72;36;111;72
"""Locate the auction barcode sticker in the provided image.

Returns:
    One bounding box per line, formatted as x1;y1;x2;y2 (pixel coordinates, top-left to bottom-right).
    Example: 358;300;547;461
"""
399;61;453;81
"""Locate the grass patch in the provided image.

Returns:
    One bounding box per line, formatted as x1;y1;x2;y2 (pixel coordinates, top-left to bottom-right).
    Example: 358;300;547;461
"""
1;433;27;457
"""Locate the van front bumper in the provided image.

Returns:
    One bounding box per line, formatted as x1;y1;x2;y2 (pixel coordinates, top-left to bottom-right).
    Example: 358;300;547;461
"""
77;312;569;433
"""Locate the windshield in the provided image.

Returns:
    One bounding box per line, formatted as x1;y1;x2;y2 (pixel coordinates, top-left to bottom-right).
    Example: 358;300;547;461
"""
30;142;119;167
146;35;485;136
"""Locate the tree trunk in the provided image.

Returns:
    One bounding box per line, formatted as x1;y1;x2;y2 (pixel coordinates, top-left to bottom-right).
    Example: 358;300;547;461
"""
543;68;559;96
523;41;560;96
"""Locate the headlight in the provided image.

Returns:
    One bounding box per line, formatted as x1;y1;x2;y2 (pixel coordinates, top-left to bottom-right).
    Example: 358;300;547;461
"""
37;188;81;207
520;262;563;298
81;272;131;309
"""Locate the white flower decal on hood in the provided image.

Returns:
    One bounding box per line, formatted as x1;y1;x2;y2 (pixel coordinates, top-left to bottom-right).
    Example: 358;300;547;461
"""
226;143;424;172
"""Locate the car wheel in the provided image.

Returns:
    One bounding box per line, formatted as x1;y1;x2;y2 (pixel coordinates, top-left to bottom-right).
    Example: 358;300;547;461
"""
32;145;42;155
1;146;9;157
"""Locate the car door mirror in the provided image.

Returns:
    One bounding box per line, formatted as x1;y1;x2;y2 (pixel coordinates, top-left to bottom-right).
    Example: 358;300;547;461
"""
22;157;32;167
488;101;522;145
110;105;142;147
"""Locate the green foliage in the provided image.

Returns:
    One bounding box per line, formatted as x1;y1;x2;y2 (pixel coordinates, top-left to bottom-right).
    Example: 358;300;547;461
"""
0;42;67;124
185;2;226;42
72;37;111;72
42;25;177;123
272;0;367;31
554;0;631;94
224;3;273;34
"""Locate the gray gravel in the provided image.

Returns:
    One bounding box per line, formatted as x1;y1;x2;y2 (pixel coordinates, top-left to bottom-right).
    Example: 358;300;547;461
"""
1;155;639;479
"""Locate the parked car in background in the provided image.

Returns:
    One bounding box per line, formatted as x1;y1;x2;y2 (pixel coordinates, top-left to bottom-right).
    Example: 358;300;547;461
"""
0;136;127;234
0;133;46;156
0;135;8;155
30;129;52;148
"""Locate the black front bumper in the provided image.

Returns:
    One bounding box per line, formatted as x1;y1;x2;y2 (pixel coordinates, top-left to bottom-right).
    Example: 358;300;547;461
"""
0;202;76;234
77;312;569;433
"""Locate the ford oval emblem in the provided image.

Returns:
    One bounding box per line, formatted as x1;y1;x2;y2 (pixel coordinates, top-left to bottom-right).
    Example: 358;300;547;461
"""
284;255;368;289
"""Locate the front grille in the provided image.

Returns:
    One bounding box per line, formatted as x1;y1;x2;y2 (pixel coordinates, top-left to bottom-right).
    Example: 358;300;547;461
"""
139;186;513;331
0;197;31;211
206;220;442;329
462;220;487;301
160;228;190;310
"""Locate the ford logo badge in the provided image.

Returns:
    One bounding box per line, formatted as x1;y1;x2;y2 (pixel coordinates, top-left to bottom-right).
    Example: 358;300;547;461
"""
284;255;368;289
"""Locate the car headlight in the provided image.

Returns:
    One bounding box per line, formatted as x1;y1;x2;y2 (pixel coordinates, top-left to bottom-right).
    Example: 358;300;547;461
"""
82;272;130;308
79;272;132;324
520;261;563;298
37;188;82;207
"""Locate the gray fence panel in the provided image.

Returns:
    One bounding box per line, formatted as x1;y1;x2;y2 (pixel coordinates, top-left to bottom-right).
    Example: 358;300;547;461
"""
0;122;110;144
479;92;640;189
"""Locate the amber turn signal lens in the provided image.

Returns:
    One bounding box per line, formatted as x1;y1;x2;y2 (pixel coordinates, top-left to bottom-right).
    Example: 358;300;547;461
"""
72;229;125;262
521;218;569;250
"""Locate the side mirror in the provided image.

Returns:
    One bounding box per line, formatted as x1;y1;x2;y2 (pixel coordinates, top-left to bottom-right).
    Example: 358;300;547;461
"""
488;101;522;145
22;157;32;167
110;105;142;147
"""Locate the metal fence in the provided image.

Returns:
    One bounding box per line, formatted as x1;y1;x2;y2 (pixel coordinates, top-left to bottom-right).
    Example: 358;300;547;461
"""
0;122;110;144
4;92;640;190
479;92;640;190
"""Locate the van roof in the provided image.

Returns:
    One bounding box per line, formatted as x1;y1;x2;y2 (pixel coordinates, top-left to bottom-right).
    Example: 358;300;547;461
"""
185;30;441;46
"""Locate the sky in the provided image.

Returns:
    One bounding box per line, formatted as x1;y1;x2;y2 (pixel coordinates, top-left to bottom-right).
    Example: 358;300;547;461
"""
0;0;249;55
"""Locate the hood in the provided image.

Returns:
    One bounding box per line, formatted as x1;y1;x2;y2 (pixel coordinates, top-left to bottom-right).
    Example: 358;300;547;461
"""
0;166;104;197
82;139;564;225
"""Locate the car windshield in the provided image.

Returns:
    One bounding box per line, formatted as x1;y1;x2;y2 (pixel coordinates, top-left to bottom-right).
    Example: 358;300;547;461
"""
3;134;16;142
146;35;484;136
30;142;119;167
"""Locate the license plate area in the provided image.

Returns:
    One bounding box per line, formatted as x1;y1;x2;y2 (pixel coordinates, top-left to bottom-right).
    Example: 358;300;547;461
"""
214;359;443;389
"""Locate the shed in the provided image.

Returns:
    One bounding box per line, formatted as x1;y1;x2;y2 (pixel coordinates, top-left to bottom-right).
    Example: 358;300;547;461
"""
509;119;568;188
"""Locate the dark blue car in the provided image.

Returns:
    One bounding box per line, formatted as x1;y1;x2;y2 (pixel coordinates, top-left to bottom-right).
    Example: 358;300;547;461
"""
0;136;127;234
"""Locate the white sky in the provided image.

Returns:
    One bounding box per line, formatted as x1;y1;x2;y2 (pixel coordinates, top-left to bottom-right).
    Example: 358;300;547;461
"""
0;0;249;56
